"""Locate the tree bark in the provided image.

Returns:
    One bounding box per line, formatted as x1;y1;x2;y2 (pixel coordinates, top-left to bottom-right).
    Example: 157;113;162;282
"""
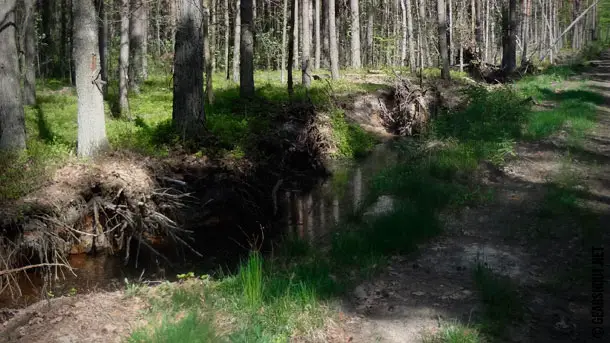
315;0;321;69
173;0;205;141
328;0;339;78
282;0;289;83
119;0;130;117
302;0;312;87
23;0;37;105
288;0;296;94
437;0;450;80
521;0;530;65
293;0;299;68
240;0;255;96
224;0;230;79
350;0;362;68
129;0;146;93
0;0;26;150
400;0;407;66
366;0;374;67
501;0;517;73
406;0;415;71
203;0;214;104
73;0;108;157
98;0;109;96
232;0;241;83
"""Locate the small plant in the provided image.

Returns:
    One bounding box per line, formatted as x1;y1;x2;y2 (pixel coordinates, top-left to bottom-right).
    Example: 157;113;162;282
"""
239;252;264;308
68;287;77;296
125;278;145;298
177;272;196;281
422;322;482;343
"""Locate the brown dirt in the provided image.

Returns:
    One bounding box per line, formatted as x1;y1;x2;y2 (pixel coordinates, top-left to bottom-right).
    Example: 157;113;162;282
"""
341;53;610;342
0;292;145;343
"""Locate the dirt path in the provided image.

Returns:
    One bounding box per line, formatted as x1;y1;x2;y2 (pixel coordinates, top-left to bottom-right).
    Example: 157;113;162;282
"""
343;55;610;342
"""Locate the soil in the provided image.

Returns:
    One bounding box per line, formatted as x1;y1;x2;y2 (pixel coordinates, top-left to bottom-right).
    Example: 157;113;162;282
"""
2;57;609;342
340;53;610;342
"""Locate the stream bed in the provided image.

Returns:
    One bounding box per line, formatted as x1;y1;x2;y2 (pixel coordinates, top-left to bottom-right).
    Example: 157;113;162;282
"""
0;143;399;309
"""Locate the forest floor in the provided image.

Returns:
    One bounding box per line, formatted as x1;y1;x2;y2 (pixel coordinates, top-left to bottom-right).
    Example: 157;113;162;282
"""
1;51;610;342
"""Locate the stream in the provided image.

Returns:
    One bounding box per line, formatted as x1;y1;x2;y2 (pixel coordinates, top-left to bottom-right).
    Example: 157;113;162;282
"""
0;143;399;309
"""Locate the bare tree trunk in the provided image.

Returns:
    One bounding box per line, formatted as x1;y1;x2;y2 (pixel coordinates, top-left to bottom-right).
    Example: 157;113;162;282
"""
23;0;37;105
438;0;450;80
366;0;374;66
240;0;255;96
119;0;130;117
350;0;362;68
156;0;162;55
400;0;407;66
294;0;299;68
95;0;108;97
406;0;415;71
448;0;453;64
211;0;216;70
501;0;517;72
232;0;241;83
173;0;205;140
0;0;26;151
288;0;296;94
302;0;312;87
521;0;530;65
329;0;339;78
484;0;489;62
142;1;148;80
73;0;108;157
315;0;321;69
224;0;230;78
129;0;146;93
281;0;288;83
204;0;214;104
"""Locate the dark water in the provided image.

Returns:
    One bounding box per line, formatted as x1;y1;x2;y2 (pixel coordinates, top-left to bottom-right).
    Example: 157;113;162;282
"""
0;143;398;308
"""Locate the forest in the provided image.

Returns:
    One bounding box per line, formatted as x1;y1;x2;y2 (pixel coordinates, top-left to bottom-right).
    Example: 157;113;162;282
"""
1;0;610;342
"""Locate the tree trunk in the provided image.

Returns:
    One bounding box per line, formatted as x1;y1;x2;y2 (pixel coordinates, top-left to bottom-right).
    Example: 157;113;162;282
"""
129;0;146;93
315;0;321;69
350;0;362;68
366;0;374;67
210;0;216;70
328;0;339;78
501;0;517;72
240;0;255;97
233;0;241;83
73;0;108;157
293;0;299;70
119;0;130;117
282;0;289;83
23;0;37;105
0;0;26;151
98;0;108;96
288;0;295;94
437;0;450;80
173;0;205;141
521;0;530;65
204;0;214;104
406;0;415;71
302;0;312;87
224;0;230;79
448;0;453;64
400;0;407;66
141;1;148;81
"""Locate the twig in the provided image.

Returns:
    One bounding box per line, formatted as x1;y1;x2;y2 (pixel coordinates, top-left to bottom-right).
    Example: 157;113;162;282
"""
0;263;74;277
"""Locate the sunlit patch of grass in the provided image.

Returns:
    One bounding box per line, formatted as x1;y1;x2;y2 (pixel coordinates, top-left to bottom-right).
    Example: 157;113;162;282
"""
129;311;223;343
422;322;483;343
330;108;378;158
525;99;597;142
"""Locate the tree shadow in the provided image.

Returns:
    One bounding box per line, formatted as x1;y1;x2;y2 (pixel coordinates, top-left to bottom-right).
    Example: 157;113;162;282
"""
33;105;56;143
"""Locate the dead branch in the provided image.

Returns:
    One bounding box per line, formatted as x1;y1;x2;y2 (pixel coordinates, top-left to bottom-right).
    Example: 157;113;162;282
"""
0;263;74;277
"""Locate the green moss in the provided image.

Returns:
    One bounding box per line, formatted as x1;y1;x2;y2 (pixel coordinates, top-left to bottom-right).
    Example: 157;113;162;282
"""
330;109;378;159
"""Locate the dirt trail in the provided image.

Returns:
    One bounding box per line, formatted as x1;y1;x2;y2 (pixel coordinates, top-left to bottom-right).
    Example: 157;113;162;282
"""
343;55;610;342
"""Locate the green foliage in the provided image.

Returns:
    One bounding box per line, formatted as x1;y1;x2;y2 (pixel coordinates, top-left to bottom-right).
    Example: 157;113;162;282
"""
473;264;523;336
422;323;483;343
129;312;222;343
330;109;378;158
238;252;264;308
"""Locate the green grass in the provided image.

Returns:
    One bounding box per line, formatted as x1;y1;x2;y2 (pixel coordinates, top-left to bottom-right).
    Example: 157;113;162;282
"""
0;72;381;202
422;322;483;343
129;312;223;343
473;264;523;337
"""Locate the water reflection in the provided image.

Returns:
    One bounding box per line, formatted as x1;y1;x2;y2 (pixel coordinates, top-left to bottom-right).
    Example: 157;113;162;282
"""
278;143;398;243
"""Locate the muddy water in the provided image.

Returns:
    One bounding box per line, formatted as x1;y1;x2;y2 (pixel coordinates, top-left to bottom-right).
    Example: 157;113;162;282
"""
0;143;398;308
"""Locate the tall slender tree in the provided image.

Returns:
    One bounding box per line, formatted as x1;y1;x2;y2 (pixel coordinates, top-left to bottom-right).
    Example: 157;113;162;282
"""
328;0;340;79
129;0;147;93
281;0;289;83
119;0;130;117
73;0;108;156
350;0;362;68
204;0;214;103
502;0;517;72
438;0;450;80
241;0;255;96
302;0;312;87
406;0;415;71
314;0;321;69
224;0;230;78
233;0;241;83
23;0;37;105
173;0;205;140
0;0;26;151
